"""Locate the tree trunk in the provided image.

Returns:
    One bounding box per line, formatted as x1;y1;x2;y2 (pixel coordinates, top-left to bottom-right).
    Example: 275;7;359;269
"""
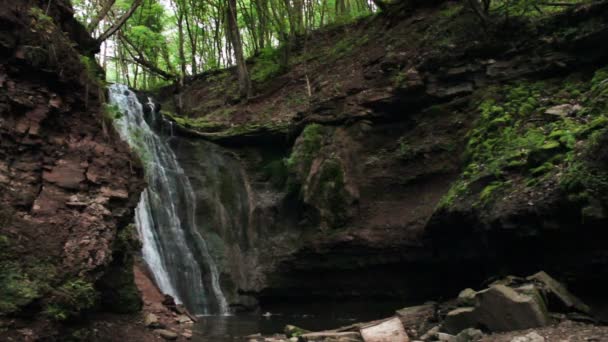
226;0;251;98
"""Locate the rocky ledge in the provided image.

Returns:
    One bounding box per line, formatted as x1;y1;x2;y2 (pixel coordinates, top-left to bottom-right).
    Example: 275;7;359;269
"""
156;0;608;312
0;1;144;340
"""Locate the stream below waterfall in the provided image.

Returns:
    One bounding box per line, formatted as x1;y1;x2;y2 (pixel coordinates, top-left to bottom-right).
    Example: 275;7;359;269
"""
191;300;401;341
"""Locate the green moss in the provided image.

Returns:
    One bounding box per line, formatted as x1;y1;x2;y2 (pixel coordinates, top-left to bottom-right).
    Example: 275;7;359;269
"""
0;235;57;315
0;262;44;314
479;181;507;204
28;7;54;32
262;159;289;189
327;34;370;60
439;66;608;210
104;103;122;121
44;279;97;321
286;123;326;172
96;224;142;314
314;159;349;228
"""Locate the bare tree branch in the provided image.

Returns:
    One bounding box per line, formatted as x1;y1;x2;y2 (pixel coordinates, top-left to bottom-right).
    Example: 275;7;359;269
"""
96;0;143;45
87;0;117;33
120;33;176;80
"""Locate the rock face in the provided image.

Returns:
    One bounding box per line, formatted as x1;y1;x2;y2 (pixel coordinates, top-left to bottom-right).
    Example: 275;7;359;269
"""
0;0;144;338
160;4;608;314
157;0;608;312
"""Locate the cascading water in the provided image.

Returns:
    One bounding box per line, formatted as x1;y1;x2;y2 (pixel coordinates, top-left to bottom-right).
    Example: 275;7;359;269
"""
109;84;229;315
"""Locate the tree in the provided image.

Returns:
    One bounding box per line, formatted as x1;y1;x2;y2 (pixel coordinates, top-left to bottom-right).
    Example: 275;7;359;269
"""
226;0;252;98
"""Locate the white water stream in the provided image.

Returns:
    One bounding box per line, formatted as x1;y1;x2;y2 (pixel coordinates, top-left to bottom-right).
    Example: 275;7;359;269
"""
109;84;229;315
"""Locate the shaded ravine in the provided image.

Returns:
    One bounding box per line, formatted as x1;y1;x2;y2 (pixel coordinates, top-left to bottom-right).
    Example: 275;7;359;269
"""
109;84;229;315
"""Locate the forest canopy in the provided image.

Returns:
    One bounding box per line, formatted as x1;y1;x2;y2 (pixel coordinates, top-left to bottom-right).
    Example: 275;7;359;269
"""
73;0;584;94
74;0;378;92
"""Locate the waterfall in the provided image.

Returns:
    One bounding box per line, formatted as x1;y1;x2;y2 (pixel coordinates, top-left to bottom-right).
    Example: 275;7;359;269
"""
109;84;229;316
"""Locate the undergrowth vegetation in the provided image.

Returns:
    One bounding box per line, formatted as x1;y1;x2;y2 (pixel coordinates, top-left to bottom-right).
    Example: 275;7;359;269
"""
439;65;608;219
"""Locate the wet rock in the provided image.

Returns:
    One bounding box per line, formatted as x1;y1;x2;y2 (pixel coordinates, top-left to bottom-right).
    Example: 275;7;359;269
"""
457;289;477;307
182;329;193;339
156;329;178;340
454;328;483;342
444;284;549;334
427;82;474;98
510;331;545;342
437;332;456;341
474;285;549;332
443;308;477;335
359;316;409;342
419;326;440;341
526;271;590;314
300;331;364;342
176;314;193;324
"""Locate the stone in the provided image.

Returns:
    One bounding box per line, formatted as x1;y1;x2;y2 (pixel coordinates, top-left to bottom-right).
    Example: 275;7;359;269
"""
396;303;435;327
156;329;178;340
42;159;85;189
419;326;439;340
144;313;159;328
359;316;409;342
510;332;545;342
300;331;363;342
474;285;549;332
100;186;129;199
182;329;193;339
457;289;477;307
437;332;456;341
526;271;590;314
544;104;581;117
442;307;477;334
455;328;483;342
284;324;310;337
176;314;193;324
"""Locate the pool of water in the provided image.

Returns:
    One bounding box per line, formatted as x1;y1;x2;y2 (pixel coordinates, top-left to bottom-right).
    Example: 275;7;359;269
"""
190;300;410;341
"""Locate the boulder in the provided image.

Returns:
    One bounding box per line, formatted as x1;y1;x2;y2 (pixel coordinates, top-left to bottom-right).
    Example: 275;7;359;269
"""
359;317;409;342
437;332;456;341
300;331;363;342
510;331;545;342
457;289;477;307
474;285;549;332
442;308;477;334
454;328;483;342
395;303;435;336
144;313;159;328
156;329;178;340
526;271;590;314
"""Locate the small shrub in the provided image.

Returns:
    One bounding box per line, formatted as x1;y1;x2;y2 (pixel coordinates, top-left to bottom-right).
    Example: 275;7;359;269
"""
251;47;283;83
